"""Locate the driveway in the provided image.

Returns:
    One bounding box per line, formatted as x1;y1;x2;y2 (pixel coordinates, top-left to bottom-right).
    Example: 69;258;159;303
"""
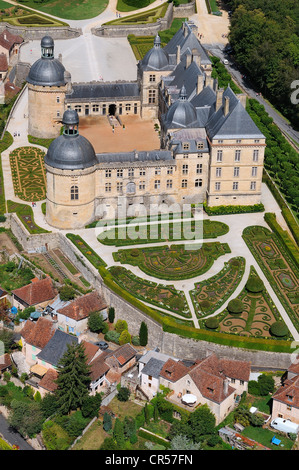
0;414;34;450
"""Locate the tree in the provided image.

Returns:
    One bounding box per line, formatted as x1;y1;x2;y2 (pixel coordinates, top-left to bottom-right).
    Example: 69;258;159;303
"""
115;319;128;334
257;374;275;396
59;285;76;301
103;412;112;432
119;329;131;345
88;311;108;333
108;306;115;323
139;321;148;346
54;342;91;414
8;400;44;438
113;418;125;449
41;393;60;419
117;387;130;402
188;405;216;442
170;435;201;450
81;393;102;418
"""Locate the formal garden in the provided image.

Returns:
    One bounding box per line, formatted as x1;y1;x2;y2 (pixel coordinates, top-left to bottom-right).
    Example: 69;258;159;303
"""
97;217;229;246
113;242;231;281
7;200;49;234
190;257;245;318
243;225;299;332
108;265;191;317
201;267;292;340
9;146;46;202
0;1;68;26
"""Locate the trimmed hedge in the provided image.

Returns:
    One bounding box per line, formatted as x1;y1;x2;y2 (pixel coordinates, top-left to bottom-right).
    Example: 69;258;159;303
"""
203;201;265;216
245;276;264;293
227;298;244;314
264;212;299;268
270;321;289;338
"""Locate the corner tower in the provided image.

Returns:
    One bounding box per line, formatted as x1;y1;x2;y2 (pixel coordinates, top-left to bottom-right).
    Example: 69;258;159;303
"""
44;109;97;229
27;36;68;138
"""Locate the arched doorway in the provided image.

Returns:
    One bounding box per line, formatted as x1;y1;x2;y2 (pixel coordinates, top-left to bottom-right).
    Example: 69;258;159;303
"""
109;104;116;116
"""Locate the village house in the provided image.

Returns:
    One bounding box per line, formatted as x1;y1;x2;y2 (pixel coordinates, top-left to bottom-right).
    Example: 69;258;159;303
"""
0;53;8;82
11;276;58;311
0;29;23;65
271;357;299;425
56;290;108;336
0;352;12;377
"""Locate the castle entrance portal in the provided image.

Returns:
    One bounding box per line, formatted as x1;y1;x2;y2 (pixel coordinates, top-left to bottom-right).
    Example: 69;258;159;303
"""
109;104;116;116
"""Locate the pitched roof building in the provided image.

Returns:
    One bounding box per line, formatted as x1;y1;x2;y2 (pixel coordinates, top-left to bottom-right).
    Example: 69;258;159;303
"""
272;357;299;425
12;277;58;309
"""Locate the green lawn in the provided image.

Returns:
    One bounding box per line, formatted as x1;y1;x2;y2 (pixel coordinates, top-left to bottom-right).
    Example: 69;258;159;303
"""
242;426;295;450
15;0;109;20
116;0;156;12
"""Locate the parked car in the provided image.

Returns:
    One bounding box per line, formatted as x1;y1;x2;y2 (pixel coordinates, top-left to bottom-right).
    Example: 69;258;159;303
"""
222;59;229;65
270;418;299;435
96;340;109;350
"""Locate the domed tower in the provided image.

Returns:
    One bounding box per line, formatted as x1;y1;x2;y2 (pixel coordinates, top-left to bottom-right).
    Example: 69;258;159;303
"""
137;34;172;119
44;109;97;229
27;36;68;139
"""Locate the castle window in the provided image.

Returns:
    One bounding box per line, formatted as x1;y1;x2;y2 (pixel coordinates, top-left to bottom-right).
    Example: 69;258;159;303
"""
128;168;134;178
183;142;189;150
149;89;156;104
139;181;145;190
117;169;123;178
197;163;202;174
125;104;131;112
70;186;79;200
197;142;204;149
56;96;60;103
250;181;256;190
140;168;146;176
233;181;239;190
253;150;259;162
216;150;223;162
195;179;202;187
236;139;241;143
74;105;81;113
252;166;258;177
167;179;172;189
216;167;222;177
254;139;260;143
234;167;240;177
167;167;173;175
149;74;156;82
105;169;112;178
56;111;60;117
197;153;203;158
182;164;188;175
154;180;160;189
92;104;99;112
102;104;106;115
218;140;223;144
181;179;188;188
117;182;123;192
235;150;241;162
105;183;111;192
215;182;221;191
155;168;161;175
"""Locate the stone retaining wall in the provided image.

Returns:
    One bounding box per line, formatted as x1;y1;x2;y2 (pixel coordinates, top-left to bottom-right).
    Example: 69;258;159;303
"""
92;2;196;38
7;214;294;371
0;22;82;40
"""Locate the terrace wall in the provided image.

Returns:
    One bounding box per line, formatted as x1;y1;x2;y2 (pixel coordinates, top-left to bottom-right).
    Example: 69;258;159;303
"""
7;213;294;371
0;23;82;40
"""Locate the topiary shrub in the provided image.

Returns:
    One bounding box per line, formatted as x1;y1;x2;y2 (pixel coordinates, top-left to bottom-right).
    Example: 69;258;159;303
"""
205;317;219;329
270;321;289;337
200;300;211;311
130;249;140;257
245;276;264;293
227;298;244;314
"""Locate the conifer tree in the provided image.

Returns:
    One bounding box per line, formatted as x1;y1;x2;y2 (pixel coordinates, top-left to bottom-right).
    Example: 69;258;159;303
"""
139;321;148;346
54;342;91;415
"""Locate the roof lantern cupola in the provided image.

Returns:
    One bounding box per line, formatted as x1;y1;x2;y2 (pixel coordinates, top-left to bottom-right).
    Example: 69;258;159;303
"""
62;109;79;136
41;36;54;59
180;84;187;101
154;34;162;48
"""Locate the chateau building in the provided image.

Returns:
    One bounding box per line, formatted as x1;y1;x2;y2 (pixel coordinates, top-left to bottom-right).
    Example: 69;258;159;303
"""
26;22;266;229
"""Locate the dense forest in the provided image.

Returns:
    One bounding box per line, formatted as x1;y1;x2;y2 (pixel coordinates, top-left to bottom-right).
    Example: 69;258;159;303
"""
222;0;299;129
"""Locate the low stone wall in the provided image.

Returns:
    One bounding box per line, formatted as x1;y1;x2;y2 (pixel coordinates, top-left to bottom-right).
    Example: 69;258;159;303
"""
7;214;294;370
0;23;82;40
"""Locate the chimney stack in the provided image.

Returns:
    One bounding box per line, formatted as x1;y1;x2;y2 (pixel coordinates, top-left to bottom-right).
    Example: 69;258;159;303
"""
196;74;204;95
223;379;229;395
216;88;224;111
186;53;192;69
176;45;180;65
224;96;230;116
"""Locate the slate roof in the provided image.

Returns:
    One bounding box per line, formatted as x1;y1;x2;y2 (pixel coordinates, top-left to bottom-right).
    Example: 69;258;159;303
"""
66;82;140;101
36;329;78;366
164;54;204;100
57;291;107;321
141;357;166;379
163;22;211;66
96;150;173;164
206;86;265;140
12;277;58;306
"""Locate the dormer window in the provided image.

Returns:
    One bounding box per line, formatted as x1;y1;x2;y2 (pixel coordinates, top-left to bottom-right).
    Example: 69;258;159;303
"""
287;394;293;402
197;142;204;149
183;142;189;150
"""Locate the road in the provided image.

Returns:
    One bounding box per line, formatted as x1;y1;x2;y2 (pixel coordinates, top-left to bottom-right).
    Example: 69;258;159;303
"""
206;45;299;147
0;414;34;450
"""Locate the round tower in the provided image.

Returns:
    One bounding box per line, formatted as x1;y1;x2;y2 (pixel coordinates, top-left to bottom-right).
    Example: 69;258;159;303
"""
27;36;68;139
44;109;97;229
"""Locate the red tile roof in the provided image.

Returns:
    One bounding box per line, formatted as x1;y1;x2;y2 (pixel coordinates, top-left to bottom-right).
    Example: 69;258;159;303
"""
108;343;137;366
57;291;107;321
0;53;8;71
272;375;299;409
12;277;58;306
0;29;23;51
0;353;12;371
81;340;100;364
89;351;110;381
21;316;56;349
38;368;58;392
160;359;190;382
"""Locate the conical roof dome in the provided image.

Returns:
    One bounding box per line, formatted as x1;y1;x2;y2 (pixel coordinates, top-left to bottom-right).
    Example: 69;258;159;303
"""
27;36;66;87
44;110;97;170
140;34;169;71
164;86;198;129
